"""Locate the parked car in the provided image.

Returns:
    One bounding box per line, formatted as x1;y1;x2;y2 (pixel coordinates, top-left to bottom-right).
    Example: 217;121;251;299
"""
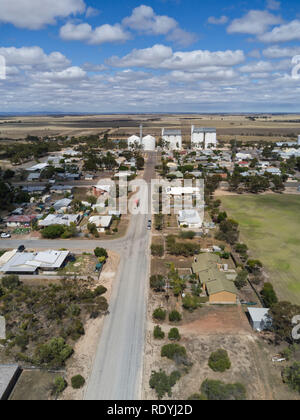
1;233;11;239
18;245;25;253
147;220;152;230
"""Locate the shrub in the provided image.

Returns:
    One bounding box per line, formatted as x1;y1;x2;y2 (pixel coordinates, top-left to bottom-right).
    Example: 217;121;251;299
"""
282;362;300;393
150;275;166;292
182;294;199;312
188;393;207;400
234;270;248;290
52;376;67;396
149;369;181;400
151;244;164;257
261;283;278;308
1;275;21;290
161;343;187;361
169;310;182;323
179;231;196;240
208;349;231;373
168;328;181;341
41;224;66;239
154;325;165;340
35;337;73;368
153;308;167;321
201;379;246;401
93;286;107;296
71;375;85;389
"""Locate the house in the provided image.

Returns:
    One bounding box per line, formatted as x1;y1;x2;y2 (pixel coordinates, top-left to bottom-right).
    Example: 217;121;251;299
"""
248;308;272;332
0;365;22;400
88;215;112;230
27;172;40;182
206;278;238;305
92;185;111;198
50;185;74;194
166;186;200;196
22;186;46;195
168;171;183;179
26;163;48;172
85;174;94;181
53;198;72;211
39;214;81;227
178;210;203;229
192;253;238;304
0;250;70;275
6;215;36;228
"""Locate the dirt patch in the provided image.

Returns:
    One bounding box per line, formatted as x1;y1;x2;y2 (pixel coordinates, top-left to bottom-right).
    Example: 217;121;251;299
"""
10;370;59;400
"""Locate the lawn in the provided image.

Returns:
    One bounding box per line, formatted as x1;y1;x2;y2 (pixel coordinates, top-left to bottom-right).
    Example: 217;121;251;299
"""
221;195;300;304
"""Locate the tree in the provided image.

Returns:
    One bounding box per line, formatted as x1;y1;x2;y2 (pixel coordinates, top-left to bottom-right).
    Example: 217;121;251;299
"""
94;248;108;259
208;349;231;372
246;259;263;274
71;375;85;389
41;224;65;239
270;302;300;344
261;283;278;308
182;294;199;312
168;328;181;341
283;363;300;393
234;270;248;290
216;219;239;245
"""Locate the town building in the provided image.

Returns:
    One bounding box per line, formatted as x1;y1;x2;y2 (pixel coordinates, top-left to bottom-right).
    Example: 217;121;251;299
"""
248;308;272;332
162;129;182;150
39;214;81;227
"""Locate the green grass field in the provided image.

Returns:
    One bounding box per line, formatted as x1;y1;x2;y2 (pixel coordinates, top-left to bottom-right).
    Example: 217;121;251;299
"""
221;195;300;304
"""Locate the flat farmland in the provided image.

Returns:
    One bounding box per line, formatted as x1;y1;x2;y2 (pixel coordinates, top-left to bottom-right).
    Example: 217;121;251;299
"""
221;195;300;304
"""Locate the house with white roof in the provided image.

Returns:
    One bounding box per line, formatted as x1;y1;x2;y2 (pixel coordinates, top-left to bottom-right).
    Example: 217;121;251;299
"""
39;214;81;227
177;209;203;229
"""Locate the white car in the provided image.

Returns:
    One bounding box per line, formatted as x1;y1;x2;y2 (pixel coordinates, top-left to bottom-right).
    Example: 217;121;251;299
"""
1;233;11;239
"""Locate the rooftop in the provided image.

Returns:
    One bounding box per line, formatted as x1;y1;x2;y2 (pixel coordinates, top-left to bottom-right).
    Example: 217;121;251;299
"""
0;365;20;400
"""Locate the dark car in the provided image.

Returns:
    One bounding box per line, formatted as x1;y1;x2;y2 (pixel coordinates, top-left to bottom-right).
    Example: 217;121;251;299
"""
17;245;25;253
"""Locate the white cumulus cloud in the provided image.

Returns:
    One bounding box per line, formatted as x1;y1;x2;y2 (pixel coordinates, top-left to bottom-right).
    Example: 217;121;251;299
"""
60;22;130;45
227;10;282;35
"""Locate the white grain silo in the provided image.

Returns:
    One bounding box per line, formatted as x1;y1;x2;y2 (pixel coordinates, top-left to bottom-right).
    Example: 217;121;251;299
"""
298;135;300;146
191;127;217;150
162;129;182;150
142;135;156;151
128;135;141;149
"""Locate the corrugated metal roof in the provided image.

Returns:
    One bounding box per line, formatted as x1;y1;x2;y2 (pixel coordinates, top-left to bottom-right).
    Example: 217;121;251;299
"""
206;278;238;296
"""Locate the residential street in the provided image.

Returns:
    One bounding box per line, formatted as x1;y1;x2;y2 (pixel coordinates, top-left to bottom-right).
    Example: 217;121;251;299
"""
0;153;156;400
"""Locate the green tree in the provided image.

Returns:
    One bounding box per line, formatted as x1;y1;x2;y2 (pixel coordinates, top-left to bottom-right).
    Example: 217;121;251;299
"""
52;376;67;396
261;283;278;308
169;310;182;323
154;325;165;340
94;248;108;259
153;308;167;321
168;328;181;341
283;363;300;393
71;375;85;389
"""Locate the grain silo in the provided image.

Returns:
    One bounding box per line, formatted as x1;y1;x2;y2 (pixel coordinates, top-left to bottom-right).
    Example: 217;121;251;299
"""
142;135;156;151
128;135;141;149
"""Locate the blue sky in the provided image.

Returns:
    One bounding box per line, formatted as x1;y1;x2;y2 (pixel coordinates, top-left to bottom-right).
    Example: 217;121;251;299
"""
0;0;300;112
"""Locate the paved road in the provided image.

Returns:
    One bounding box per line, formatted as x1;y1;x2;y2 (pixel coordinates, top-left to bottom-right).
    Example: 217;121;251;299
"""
0;153;157;400
84;152;156;400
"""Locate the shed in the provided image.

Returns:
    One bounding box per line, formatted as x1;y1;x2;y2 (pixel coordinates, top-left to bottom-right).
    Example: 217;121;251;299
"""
0;365;21;400
248;308;272;332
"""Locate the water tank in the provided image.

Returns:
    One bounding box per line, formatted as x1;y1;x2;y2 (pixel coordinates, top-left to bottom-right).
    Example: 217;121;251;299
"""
128;135;141;149
142;135;156;151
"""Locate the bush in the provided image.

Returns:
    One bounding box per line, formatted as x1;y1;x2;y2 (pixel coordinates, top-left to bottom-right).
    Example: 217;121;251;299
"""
169;310;182;323
93;285;107;296
1;275;21;290
168;328;181;341
208;349;231;373
71;375;85;389
94;248;108;259
153;308;167;321
161;343;187;361
150;275;166;292
179;231;196;240
282;362;300;393
149;369;181;400
188;393;207;400
201;379;246;401
154;325;165;340
182;294;199;312
234;270;248;290
151;244;164;257
35;337;73;368
41;224;66;239
261;283;278;308
52;376;67;396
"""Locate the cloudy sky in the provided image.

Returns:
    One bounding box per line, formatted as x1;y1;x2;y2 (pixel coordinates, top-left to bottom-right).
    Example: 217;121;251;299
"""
0;0;300;113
